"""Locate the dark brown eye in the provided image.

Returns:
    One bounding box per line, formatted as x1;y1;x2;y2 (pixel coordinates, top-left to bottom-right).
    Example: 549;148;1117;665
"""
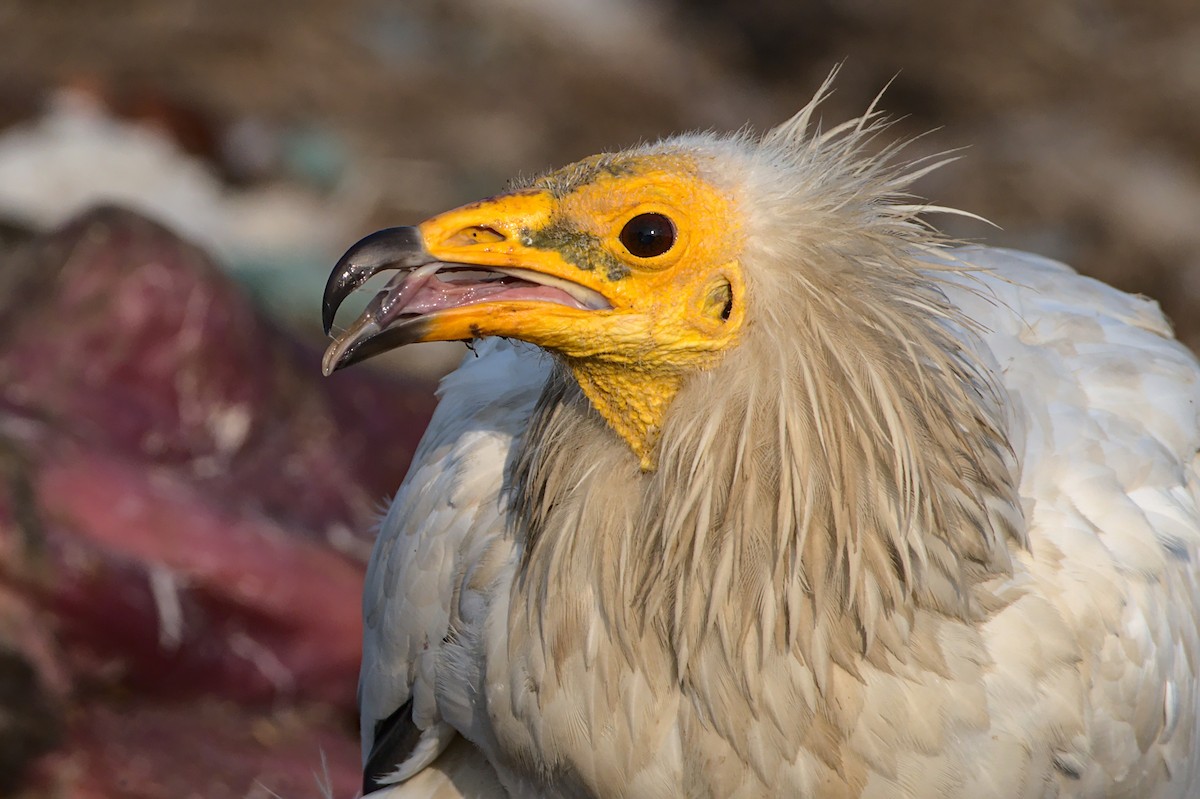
619;213;675;258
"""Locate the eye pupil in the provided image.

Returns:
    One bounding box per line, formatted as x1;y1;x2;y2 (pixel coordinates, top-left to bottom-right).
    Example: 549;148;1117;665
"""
619;213;675;258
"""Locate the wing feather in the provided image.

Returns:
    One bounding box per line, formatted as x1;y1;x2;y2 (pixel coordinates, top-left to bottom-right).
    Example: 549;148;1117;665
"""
941;247;1200;796
358;339;551;788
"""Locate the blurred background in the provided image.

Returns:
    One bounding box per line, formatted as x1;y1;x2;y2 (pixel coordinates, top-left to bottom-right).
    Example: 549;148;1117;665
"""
0;0;1197;796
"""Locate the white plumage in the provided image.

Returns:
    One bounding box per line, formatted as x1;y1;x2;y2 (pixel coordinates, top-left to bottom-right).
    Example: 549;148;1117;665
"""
330;94;1200;798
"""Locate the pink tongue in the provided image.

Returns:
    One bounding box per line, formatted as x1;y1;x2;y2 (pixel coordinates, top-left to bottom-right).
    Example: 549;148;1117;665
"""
377;271;585;326
404;278;527;313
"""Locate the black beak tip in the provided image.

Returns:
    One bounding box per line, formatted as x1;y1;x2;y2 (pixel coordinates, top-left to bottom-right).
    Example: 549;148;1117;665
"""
321;244;370;335
321;296;339;336
321;226;429;337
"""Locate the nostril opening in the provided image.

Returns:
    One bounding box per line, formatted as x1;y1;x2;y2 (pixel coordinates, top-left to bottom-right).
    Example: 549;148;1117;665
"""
446;226;506;246
469;226;505;243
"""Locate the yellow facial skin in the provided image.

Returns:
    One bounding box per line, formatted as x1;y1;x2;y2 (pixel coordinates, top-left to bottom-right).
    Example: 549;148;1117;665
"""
395;155;744;468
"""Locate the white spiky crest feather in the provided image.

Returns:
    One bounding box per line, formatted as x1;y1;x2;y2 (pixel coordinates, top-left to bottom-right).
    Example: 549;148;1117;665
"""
509;77;1025;707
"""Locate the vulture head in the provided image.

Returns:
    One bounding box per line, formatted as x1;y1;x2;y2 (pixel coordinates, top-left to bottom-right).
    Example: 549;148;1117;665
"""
322;128;749;470
323;85;1023;671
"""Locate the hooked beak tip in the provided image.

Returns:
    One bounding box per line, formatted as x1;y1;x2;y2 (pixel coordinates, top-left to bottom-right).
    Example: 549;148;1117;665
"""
321;301;337;337
321;226;431;338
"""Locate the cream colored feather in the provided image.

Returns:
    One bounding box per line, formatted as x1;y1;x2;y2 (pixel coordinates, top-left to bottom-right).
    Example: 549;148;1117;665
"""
358;87;1200;798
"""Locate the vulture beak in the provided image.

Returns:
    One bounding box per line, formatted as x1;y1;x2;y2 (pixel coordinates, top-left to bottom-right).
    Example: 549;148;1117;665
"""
320;227;438;373
320;192;615;376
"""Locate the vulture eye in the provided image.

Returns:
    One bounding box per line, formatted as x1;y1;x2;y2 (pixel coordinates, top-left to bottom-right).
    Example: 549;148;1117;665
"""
619;213;676;258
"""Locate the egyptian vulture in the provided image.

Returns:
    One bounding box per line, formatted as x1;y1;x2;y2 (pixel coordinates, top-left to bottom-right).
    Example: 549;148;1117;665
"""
321;85;1200;798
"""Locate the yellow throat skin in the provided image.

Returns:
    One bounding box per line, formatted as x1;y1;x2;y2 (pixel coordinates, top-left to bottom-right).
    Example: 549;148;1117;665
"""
327;153;747;469
567;361;684;470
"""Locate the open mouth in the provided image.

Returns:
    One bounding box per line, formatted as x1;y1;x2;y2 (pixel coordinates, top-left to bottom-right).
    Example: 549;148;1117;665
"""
320;227;612;375
370;263;611;328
